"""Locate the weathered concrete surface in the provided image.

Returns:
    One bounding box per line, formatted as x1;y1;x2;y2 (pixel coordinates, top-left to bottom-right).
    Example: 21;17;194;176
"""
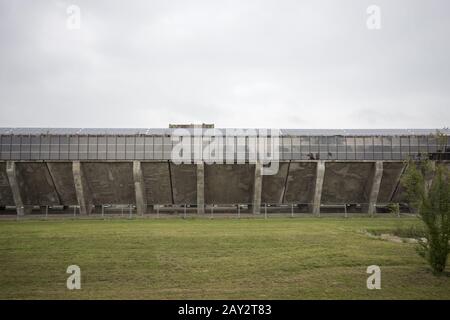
47;162;78;205
312;161;325;215
170;163;197;204
322;162;374;204
15;162;60;206
378;162;405;203
196;163;204;213
73;161;93;215
252;162;262;214
283;162;317;204
0;162;14;206
205;164;254;204
141;162;172;204
82;162;135;205
261;162;289;203
368;161;383;215
133;161;147;215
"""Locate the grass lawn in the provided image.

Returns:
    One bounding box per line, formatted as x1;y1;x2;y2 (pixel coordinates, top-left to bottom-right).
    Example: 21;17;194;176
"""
0;217;449;299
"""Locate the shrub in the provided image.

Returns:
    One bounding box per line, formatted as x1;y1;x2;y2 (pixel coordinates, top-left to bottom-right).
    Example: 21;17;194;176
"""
401;161;450;274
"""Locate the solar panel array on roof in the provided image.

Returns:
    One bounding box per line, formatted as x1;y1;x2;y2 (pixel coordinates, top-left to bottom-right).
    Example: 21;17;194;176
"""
0;127;448;136
0;128;171;135
282;129;450;136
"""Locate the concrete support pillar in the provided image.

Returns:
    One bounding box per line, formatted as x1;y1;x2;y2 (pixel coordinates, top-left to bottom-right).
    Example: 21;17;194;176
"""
368;161;383;215
133;161;147;215
312;161;325;216
196;162;205;214
252;162;263;214
6;161;32;215
72;161;93;215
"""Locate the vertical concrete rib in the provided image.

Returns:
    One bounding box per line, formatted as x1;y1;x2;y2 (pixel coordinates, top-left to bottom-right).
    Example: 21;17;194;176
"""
6;161;31;215
167;161;174;205
252;161;262;214
133;160;147;215
72;161;93;215
368;161;383;215
312;160;325;216
280;161;291;204
196;162;205;214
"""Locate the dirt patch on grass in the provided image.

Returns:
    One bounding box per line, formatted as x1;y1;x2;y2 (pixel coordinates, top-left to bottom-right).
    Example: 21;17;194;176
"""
363;230;425;244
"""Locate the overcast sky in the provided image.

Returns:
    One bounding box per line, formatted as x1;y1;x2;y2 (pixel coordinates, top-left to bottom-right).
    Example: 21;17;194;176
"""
0;0;449;129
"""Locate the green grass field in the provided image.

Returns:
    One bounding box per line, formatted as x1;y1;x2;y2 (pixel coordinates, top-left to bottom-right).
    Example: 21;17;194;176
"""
0;217;449;299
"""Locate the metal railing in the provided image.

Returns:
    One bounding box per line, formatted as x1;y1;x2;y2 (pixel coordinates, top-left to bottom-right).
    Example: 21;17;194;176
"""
0;202;417;220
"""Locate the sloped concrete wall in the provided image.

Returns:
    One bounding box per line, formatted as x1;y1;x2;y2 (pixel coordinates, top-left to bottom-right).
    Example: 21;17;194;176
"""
141;162;173;204
47;162;78;205
15;162;60;206
0;162;14;206
261;162;289;203
82;162;135;205
205;164;255;204
321;162;374;204
170;163;197;204
283;162;317;204
390;162;437;203
377;162;405;203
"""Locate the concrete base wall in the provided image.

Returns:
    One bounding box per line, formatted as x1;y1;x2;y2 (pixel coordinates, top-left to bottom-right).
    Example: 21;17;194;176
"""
322;162;374;204
261;162;289;203
82;162;135;205
0;162;14;206
47;162;78;205
170;164;197;204
389;161;433;203
283;162;317;204
141;162;173;205
378;162;405;203
0;161;446;212
205;164;255;204
15;162;60;206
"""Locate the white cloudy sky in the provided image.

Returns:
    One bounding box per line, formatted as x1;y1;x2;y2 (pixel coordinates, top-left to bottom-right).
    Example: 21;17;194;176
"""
0;0;449;129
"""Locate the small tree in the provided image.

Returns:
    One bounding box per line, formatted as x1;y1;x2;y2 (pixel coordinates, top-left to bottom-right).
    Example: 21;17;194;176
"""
401;161;450;274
